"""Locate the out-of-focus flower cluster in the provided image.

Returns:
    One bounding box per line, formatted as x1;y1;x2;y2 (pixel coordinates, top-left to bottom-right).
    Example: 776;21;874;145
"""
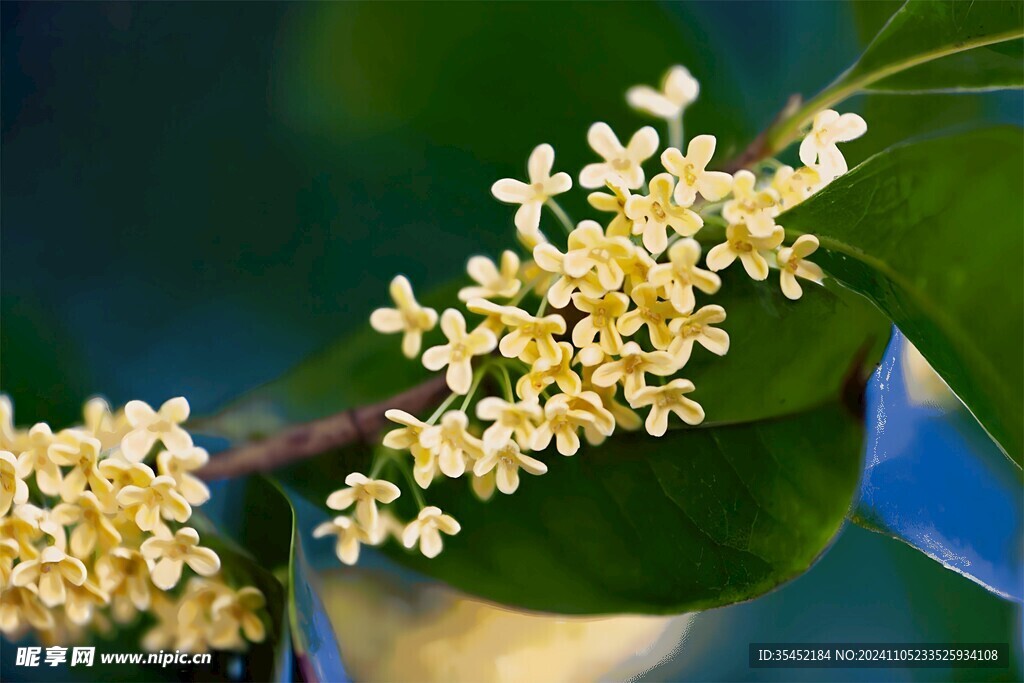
0;396;266;652
319;65;866;565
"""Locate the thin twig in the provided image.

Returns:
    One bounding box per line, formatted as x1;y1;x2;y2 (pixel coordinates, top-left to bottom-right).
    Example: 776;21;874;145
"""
196;376;449;481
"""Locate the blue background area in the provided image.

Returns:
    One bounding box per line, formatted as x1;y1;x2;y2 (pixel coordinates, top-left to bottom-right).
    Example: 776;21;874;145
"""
2;1;1022;681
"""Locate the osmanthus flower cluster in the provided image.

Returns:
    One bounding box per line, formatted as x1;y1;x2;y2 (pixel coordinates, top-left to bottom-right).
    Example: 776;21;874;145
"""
0;396;267;653
319;65;867;566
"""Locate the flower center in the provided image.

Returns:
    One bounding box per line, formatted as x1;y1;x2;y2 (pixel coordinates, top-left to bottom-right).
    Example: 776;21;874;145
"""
640;307;662;324
681;322;703;337
682;163;698;186
651;202;667;221
148;419;171;434
732;239;753;253
624;356;643;373
611;158;631;171
450;344;468;362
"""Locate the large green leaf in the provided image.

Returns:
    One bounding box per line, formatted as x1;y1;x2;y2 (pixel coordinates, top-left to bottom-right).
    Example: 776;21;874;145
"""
198;274;887;614
766;0;1024;151
779;127;1024;467
855;1;1024;93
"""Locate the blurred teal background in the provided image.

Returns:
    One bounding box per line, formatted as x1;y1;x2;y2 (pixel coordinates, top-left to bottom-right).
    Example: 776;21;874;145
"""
2;2;1021;681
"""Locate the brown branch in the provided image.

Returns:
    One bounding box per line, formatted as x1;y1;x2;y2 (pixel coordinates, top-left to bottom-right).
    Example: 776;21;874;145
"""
197;376;449;481
198;94;805;481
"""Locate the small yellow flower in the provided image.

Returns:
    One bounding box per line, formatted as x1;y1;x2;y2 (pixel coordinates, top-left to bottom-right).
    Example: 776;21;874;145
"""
626;65;699;119
496;308;566;363
706;223;785;281
475;397;542;452
668;305;730;366
0;538;19;587
571;291;629;355
590;341;677;399
140;527;221;590
117;473;192;531
17;424;62;497
94;548;153;617
648;238;721;314
630;379;706;436
48;430;113;503
64;579;108;626
0;451;29;516
313;515;372;566
1;505;43;560
660;134;734;206
566;391;617;446
473;440;547;495
140;593;185;651
157;447;211;506
0;585;54;635
559;221;634;290
381;410;437;489
777;234;825;300
422;309;497;395
0;396;30;454
531;242;608;309
586;178;633;237
122;397;193;461
419;411;484;478
515;342;582;400
402;506;460;559
458;251;522;302
209;586;267;649
585;372;642;434
616;283;678;350
326;472;401;534
11;545;87;608
491;143;573;236
532;393;600;456
97;457;154;512
772;165;823;210
799;109;867;179
722;170;780;238
82;397;130;451
625;173;703;253
621;248;657;296
410;444;439;490
579;122;659;189
382;409;430;450
54;492;122;558
370;275;439;359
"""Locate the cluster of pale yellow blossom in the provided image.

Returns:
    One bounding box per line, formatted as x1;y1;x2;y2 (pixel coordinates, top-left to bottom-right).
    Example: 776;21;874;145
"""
0;396;266;652
320;65;867;565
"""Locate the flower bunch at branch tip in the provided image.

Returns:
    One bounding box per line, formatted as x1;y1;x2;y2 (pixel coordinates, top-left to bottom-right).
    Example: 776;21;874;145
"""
338;65;866;565
0;395;268;653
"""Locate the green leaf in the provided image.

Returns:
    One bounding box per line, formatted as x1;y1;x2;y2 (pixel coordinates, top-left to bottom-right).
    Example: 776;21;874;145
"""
854;1;1024;93
767;0;1024;152
778;127;1024;467
200;275;887;614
